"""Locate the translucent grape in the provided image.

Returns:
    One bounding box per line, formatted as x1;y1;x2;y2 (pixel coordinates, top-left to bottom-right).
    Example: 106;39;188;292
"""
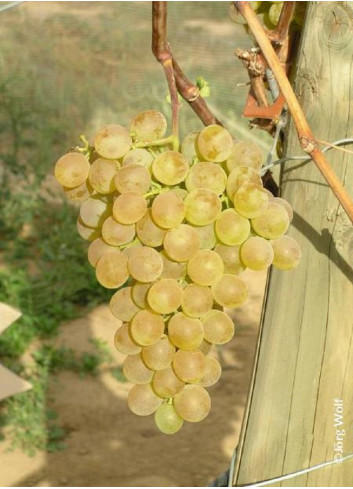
123;354;154;384
54;152;90;188
215;209;250;246
174;384;211;422
88;158;119;194
271;235;301;270
121;242;143;259
95;249;129;289
201;310;235;345
168;313;204;351
187;249;224;286
102;216;135;246
199;356;222;387
88;238;117;267
226;141;264;173
197;125;233;163
132;282;153;309
152;151;189;186
198;340;213;356
233;183;269;219
269;2;283;25
122;148;154;169
211;274;248;308
214;244;244;275
113;192;147;225
151;191;185;229
63;180;93;202
142;336;176;371
147;279;183;315
154;403;184;435
181;283;214;318
127;384;162;416
114;323;141;355
130;110;167;142
79;195;112;228
251;202;289;239
181;130;199;163
163;224;200;262
128;246;163;282
226;166;262;200
185;162;227;195
110;286;141;322
114;164;151;195
240;236;274;271
153;367;185;398
94;124;132;159
173;350;206;383
76;217;101;241
271;197;293;222
130;309;165;346
136;208;166;247
184;188;221;226
159;251;186;280
195;223;217;250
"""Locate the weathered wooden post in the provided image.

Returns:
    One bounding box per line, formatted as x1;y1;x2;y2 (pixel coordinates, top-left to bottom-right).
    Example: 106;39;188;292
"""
233;2;353;486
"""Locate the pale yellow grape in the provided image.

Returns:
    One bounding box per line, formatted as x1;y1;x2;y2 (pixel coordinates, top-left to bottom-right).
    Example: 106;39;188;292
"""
95;249;129;289
147;279;183;315
199;356;222;387
122;148;154;168
128;246;163;282
88;158;119;194
114;323;141;355
121;242;143;259
63;180;93;202
184;188;221;226
226;166;262;200
153;367;185;398
114;164;151;195
173;350;206;383
226;141;264;173
214;244;244;275
168;313;204;351
271;235;301;270
159;251;186;280
152;151;189;186
269;1;283;25
132;282;153;309
272;197;293;222
195;224;217;249
54;152;90;188
79;195;112;228
123;354;154;384
136;208;165;247
201;310;235;345
181;130;199;163
251;202;289;239
174;384;211;422
154;403;184;435
94;124;132;159
181;283;214;318
76;217;101;241
185;162;227;195
211;274;248;308
163;224;200;262
127;384;162;416
102;216;135;246
112;192;147;225
110;286;141;322
197;125;233;162
233;183;269;219
215;209;250;245
87;238;117;267
151;191;185;229
130;110;167;142
171;187;188;200
130;309;165;346
198;340;213;356
240;236;274;271
187;249;224;286
142;336;176;371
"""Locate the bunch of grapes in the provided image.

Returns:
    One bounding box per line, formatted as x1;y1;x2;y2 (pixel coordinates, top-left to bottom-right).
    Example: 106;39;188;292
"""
54;109;301;434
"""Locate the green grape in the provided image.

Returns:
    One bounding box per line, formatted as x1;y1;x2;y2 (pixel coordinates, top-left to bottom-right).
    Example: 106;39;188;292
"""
102;216;135;246
211;274;248;308
174;384;211;422
185;162;227;195
127;384;162;416
172;350;206;383
181;130;199;163
184;188;221;226
163;224;200;262
198;340;213;356
187;249;224;286
226;141;264;173
194;223;217;250
132;281;153;309
251;202;289;239
215;209;250;245
181;283;214;318
152;151;189;186
136;208;165;247
240;236;274;271
88;238;117;267
88;158;120;194
79;195;112;229
268;1;283;25
130;309;165;346
54;152;90;188
293;2;307;26
76;217;101;241
128;246;163;282
95;249;129;289
142;336;176;371
226;166;262;200
122;148;154;168
201;309;235;344
94;124;132;159
197;125;233;163
271;197;293;222
233;183;269;219
147;279;183;315
214;244;245;275
154;403;184;435
168;313;204;351
63;180;93;202
110;286;141;322
123;354;154;384
153;367;185;398
271;235;301;270
199;356;222;387
112;192;147;225
130;110;167;142
151;191;185;229
159;251;186;280
114;164;151;195
114;323;141;355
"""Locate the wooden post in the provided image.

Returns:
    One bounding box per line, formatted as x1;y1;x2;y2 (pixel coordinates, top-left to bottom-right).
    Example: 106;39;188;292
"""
233;2;353;486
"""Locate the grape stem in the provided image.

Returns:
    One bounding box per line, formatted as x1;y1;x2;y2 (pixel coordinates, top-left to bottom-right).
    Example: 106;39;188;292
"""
235;1;353;225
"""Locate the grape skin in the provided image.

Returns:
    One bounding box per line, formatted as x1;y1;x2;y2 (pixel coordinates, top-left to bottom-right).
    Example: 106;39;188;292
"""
128;246;163;283
151;191;185;229
147;279;183;315
114;164;151;195
271;235;301;270
153;367;185;398
199;356;222;388
215;209;250;246
184;188;221;226
163;224;200;262
233;183;269;219
201;310;235;345
114;323;141;355
102;216;135;246
240;236;274;271
174;384;211;423
152;151;189;186
136;209;166;247
54;152;90;188
154;403;184;435
226;141;264;173
95;249;129;289
181;283;214;318
112;192;147;225
251;202;290;239
168;313;204;351
127;384;162;416
130;309;165;346
123;354;154;384
130;110;167;142
88;158;119;194
142;336;176;371
80;196;112;229
197;125;233;162
110;286;141;322
94;124;132;160
187;249;224;286
211;274;248;309
87;238;117;267
185;162;227;195
172;349;206;383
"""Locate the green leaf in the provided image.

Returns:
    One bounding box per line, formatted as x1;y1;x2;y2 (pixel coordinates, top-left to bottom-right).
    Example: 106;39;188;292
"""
196;76;211;98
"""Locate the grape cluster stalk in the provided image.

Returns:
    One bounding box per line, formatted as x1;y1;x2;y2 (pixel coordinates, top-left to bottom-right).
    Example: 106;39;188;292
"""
54;109;301;434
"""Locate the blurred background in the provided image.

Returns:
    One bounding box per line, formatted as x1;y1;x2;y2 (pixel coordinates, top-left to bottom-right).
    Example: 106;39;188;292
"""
0;1;271;486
